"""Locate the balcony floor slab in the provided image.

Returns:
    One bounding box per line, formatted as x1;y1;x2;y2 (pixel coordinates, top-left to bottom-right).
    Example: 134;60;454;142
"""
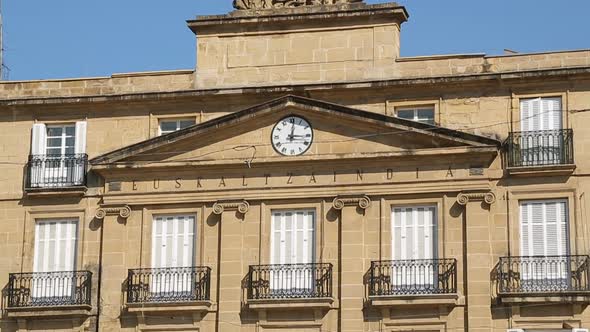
506;164;576;176
6;304;92;318
369;293;463;307
25;186;87;197
499;292;590;304
127;301;213;313
247;297;334;310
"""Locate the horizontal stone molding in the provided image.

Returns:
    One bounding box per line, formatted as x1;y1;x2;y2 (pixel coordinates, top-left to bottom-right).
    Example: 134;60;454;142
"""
457;192;496;206
213;200;250;215
95;205;132;220
333;195;371;210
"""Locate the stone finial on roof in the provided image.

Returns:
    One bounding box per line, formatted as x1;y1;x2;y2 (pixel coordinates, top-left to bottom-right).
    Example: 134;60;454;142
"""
233;0;363;10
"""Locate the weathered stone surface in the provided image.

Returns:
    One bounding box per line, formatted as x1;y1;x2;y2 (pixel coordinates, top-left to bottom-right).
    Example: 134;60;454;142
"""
233;0;363;10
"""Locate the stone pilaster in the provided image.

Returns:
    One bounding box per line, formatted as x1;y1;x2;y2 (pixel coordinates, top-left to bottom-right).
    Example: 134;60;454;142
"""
457;191;496;332
333;195;371;332
94;205;132;331
215;201;251;332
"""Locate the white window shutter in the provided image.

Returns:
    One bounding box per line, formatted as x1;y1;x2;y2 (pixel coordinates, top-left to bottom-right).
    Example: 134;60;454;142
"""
392;207;436;261
271;210;315;265
530;98;541;131
283;212;293;265
152;215;195;269
34;220;77;273
179;216;195;267
74;121;87;155
520;200;568;257
152;217;163;268
31;123;47;155
541;97;562;131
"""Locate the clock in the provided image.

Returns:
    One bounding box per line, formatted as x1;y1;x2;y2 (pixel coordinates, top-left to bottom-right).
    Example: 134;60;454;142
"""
271;116;313;156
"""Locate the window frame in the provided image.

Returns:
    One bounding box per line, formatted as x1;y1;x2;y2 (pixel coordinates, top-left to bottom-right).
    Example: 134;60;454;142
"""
151;214;197;269
158;118;196;136
513;92;568;132
33;218;79;274
395;106;436;125
141;207;204;269
507;190;577;257
262;203;322;266
518;198;570;258
45;124;76;156
391;204;438;262
270;209;316;267
519;96;563;132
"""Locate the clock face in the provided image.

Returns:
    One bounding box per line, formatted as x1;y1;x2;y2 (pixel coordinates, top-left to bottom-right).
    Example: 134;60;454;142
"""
271;116;313;156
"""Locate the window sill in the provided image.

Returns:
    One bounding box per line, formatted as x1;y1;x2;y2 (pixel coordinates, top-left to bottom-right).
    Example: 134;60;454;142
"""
6;304;92;318
127;300;213;313
247;297;334;310
506;164;576;176
499;292;590;304
369;293;463;307
25;186;87;197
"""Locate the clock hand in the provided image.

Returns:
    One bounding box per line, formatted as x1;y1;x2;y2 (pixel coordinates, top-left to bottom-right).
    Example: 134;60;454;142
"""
290;122;295;140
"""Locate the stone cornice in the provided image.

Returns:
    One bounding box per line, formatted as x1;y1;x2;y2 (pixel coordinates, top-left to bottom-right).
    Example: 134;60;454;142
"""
212;200;250;215
2;67;590;107
333;195;371;210
457;192;496;206
95;205;132;219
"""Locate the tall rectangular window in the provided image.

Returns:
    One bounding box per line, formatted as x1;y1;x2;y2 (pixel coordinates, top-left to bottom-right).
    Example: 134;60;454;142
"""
33;219;78;298
392;206;437;261
29;122;87;188
270;210;315;291
151;215;196;293
520;200;569;257
392;206;437;286
520;199;569;281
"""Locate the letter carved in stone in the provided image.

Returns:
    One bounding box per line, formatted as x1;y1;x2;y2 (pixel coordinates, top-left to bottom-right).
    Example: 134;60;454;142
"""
213;200;250;215
457;192;496;206
333;195;371;211
95;205;132;220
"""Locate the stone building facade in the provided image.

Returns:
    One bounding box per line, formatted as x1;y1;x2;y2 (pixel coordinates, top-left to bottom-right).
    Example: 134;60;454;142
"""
1;1;590;331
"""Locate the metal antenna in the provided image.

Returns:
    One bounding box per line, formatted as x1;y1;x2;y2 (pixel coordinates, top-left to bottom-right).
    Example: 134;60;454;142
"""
0;0;7;80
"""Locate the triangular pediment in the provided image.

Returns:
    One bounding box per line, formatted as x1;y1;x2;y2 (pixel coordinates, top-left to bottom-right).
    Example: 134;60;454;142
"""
90;95;500;167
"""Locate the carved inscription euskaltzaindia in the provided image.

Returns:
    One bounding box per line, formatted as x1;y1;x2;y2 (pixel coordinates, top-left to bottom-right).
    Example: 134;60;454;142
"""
233;0;363;10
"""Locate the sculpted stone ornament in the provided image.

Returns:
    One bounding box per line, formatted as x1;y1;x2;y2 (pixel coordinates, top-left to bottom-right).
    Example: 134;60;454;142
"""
233;0;363;10
457;192;496;206
213;200;250;215
95;205;132;220
333;195;371;211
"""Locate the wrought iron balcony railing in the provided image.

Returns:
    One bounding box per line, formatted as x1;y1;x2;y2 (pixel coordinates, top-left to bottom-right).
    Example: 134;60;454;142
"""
506;129;574;167
127;266;211;304
26;154;88;189
7;271;92;309
496;256;590;295
369;259;457;297
247;263;333;300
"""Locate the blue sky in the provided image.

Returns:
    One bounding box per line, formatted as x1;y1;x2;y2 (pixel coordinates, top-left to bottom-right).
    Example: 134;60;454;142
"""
2;0;589;81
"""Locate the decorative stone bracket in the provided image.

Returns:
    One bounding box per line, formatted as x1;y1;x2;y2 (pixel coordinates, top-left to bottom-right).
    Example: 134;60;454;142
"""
95;205;132;220
457;192;496;206
213;200;250;215
333;195;371;210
